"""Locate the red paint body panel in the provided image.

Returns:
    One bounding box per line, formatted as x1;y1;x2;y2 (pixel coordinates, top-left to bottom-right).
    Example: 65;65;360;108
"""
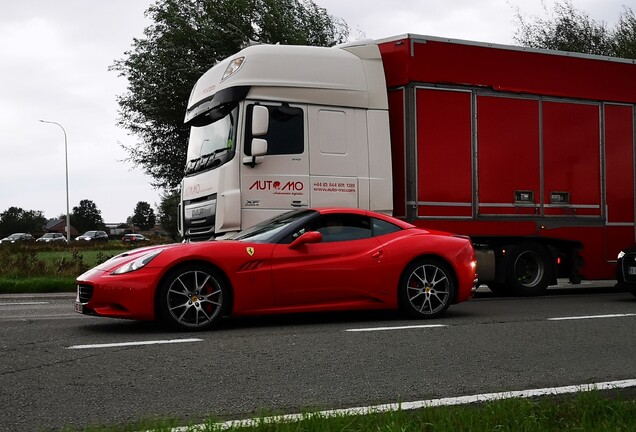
416;88;472;217
379;36;636;280
542;101;601;217
388;89;407;218
477;96;540;216
380;37;636;103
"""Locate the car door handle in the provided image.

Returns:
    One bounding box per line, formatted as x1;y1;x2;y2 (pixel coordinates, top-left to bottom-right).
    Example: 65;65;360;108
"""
371;250;384;260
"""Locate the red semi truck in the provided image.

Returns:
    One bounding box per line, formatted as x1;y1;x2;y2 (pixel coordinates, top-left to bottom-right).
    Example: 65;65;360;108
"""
181;34;636;296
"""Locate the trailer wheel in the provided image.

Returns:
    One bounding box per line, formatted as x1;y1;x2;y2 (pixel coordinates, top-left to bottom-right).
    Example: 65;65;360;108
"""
505;243;552;296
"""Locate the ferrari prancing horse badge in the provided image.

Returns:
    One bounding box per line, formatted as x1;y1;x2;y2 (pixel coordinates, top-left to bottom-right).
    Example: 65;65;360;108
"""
246;247;255;256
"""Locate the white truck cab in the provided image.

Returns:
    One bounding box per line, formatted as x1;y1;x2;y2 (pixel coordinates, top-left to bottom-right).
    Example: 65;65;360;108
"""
180;42;392;240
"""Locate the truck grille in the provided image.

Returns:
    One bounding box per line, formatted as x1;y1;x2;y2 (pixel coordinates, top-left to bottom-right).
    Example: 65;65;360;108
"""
621;250;636;283
77;284;93;304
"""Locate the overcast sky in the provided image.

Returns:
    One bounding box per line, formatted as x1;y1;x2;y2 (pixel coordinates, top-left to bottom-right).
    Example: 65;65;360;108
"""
0;0;630;223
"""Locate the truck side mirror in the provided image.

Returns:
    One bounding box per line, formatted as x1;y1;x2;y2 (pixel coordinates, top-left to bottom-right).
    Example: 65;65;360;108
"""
251;138;267;156
243;138;268;167
252;105;269;136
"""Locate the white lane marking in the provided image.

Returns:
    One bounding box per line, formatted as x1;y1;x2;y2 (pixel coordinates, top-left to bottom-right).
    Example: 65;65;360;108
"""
548;313;636;321
0;302;49;306
346;324;446;332
67;338;203;350
170;379;636;432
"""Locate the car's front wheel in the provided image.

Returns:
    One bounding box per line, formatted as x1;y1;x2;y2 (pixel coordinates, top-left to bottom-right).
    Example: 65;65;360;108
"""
157;264;228;331
399;258;456;319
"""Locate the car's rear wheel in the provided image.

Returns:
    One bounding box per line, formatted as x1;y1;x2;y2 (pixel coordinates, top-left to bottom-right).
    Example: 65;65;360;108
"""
399;258;456;319
157;264;228;331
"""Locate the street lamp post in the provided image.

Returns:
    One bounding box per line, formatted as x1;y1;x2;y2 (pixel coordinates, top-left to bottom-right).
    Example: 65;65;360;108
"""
39;120;71;242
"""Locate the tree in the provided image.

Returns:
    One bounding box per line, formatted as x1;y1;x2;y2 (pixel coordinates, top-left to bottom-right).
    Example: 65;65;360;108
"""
613;7;636;59
157;189;181;240
131;201;157;231
71;200;105;234
111;0;349;190
514;1;636;59
0;207;47;237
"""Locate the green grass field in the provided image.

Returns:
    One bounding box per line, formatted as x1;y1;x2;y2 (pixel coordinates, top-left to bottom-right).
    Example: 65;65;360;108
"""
0;245;128;293
37;249;127;266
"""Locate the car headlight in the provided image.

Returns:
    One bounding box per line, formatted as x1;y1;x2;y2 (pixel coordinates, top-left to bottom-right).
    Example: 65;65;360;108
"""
618;251;625;260
111;249;164;275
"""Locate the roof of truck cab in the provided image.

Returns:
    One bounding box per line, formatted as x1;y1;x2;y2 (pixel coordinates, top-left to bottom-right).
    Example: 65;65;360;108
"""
186;43;388;116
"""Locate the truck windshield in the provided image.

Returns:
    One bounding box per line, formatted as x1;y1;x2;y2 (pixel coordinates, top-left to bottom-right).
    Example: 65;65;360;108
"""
185;103;238;175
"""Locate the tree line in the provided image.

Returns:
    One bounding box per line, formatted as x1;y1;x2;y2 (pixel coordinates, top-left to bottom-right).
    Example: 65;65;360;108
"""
0;199;169;239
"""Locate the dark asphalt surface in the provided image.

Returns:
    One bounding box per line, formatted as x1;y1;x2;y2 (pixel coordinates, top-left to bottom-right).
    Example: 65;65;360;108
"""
0;283;635;431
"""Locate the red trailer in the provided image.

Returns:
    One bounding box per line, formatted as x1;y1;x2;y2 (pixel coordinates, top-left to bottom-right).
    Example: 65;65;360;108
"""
379;35;636;295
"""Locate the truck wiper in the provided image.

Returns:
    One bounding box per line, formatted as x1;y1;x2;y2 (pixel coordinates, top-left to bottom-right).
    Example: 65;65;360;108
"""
184;157;201;175
200;147;229;161
185;148;230;175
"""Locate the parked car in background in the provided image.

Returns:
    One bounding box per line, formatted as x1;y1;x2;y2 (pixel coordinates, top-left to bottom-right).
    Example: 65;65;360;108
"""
0;233;35;244
75;230;109;242
36;233;68;243
616;247;636;297
122;234;149;243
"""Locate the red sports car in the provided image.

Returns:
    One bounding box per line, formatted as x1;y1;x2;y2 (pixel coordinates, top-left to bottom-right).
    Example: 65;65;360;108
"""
75;208;477;331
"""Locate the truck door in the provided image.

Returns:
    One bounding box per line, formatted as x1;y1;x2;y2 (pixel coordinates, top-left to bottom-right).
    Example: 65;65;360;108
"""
241;103;310;227
307;106;363;209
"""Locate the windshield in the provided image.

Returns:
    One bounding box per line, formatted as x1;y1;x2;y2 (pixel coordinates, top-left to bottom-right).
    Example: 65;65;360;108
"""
185;103;238;175
228;210;317;243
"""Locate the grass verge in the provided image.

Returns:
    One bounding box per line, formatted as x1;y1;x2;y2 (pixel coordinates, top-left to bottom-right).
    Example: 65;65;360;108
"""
61;390;636;431
0;276;76;294
0;246;128;294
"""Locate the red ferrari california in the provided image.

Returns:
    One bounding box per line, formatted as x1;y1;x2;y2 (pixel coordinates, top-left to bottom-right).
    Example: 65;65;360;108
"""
75;208;477;330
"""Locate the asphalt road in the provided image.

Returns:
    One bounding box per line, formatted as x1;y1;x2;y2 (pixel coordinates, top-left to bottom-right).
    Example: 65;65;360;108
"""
1;284;635;431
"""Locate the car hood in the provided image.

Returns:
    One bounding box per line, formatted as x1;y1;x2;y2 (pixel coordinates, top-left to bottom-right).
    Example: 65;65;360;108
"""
92;243;180;272
90;241;242;273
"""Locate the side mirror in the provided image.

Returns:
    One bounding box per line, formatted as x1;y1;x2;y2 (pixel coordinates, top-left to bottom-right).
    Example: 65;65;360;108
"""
252;105;269;136
243;138;268;167
288;231;322;250
251;138;267;157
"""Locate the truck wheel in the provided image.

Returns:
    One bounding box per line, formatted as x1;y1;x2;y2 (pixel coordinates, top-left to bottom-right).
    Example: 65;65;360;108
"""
157;264;228;331
399;258;456;319
505;243;552;296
